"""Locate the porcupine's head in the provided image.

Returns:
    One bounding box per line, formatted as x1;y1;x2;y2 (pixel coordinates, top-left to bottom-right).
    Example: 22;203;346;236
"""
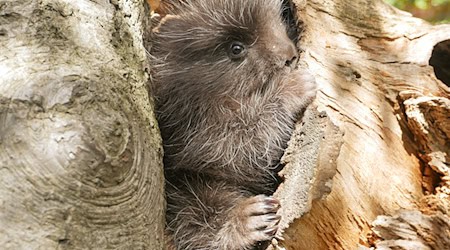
150;0;316;177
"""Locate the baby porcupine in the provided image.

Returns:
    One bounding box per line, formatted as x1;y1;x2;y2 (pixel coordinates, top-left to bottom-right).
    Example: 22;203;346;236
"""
150;0;316;249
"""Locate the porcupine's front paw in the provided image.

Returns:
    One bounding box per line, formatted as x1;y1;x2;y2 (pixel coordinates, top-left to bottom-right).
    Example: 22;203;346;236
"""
239;195;280;242
215;195;280;250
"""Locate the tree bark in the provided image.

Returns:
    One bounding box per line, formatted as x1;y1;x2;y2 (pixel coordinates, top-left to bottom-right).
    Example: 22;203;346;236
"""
0;0;164;248
271;0;450;249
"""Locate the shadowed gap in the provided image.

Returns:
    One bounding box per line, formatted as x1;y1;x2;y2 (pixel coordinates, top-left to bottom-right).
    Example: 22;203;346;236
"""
429;39;450;87
281;0;302;45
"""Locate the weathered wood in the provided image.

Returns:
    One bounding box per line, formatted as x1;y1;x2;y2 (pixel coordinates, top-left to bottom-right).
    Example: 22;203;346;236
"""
272;103;343;239
272;0;450;249
0;0;164;248
369;210;450;250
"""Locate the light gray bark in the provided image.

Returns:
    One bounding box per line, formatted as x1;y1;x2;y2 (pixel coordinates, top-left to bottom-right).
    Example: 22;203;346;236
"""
0;0;164;248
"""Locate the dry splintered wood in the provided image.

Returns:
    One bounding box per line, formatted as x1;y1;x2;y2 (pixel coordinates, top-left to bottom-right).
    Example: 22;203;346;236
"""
272;104;343;240
268;0;450;249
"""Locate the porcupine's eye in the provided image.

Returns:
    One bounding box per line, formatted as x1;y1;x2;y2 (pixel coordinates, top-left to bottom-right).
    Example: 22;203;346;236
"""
228;41;247;59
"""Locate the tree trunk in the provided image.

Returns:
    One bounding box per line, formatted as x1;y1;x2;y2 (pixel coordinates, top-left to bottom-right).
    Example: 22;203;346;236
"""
271;0;450;249
0;0;165;248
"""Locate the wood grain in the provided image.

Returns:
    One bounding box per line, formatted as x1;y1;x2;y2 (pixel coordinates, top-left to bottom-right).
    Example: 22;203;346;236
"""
273;0;450;249
0;0;165;248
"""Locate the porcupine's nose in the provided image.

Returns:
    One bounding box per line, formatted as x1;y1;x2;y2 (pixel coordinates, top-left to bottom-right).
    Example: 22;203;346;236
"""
283;42;298;68
270;26;299;69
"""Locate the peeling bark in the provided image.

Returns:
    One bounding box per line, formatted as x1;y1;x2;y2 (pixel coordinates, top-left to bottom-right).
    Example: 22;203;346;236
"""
272;104;343;238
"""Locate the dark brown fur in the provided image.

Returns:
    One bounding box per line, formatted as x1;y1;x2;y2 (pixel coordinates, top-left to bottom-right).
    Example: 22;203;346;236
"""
149;0;316;249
